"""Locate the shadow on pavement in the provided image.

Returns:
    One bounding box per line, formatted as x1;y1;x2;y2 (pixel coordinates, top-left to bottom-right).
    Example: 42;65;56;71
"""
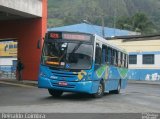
40;92;111;102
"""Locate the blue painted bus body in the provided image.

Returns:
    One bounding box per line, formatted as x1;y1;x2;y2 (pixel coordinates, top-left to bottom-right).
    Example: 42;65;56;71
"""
38;64;128;94
38;32;128;94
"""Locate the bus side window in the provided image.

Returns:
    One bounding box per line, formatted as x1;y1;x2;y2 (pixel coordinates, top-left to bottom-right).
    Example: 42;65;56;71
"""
113;50;118;66
121;52;123;67
118;51;121;67
95;43;102;64
127;55;129;68
107;47;112;65
125;54;128;68
111;49;114;65
122;53;125;67
124;54;126;68
102;45;107;64
112;49;117;66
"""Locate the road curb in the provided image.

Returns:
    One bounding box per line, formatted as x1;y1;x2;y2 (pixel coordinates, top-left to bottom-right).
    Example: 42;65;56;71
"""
0;79;38;87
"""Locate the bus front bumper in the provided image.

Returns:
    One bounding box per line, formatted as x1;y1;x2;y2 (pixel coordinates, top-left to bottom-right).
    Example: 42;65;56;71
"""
38;77;98;94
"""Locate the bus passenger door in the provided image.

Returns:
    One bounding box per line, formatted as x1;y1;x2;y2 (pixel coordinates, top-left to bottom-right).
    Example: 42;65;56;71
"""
92;42;102;92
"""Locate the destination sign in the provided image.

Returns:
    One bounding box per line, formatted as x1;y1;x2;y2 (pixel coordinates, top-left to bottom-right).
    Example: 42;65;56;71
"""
62;33;91;41
48;32;62;39
48;32;91;41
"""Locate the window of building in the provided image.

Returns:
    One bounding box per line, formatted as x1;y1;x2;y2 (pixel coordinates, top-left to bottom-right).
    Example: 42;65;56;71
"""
129;55;137;64
143;54;154;64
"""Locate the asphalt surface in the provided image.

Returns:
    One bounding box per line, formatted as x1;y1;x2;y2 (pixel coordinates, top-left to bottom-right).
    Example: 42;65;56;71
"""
0;82;160;113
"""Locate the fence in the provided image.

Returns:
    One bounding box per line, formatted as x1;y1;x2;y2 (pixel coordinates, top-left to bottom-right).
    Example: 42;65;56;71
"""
0;65;16;79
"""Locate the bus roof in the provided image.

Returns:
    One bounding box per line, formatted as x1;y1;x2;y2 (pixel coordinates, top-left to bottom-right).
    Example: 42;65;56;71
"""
95;34;127;54
46;31;127;54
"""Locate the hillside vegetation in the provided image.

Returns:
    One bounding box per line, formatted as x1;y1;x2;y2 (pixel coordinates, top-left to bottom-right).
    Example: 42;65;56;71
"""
48;0;160;34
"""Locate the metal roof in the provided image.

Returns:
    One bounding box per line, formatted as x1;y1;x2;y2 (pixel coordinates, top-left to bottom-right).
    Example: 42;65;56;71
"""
48;23;139;37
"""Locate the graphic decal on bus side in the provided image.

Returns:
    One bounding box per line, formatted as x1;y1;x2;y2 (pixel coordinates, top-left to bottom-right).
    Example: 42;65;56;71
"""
118;68;128;79
95;65;128;80
96;65;107;78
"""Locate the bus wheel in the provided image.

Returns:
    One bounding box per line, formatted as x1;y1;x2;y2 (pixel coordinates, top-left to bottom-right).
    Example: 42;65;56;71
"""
93;81;104;98
48;89;63;97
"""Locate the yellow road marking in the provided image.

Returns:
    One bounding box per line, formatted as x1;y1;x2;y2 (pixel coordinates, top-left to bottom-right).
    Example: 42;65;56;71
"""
0;81;37;88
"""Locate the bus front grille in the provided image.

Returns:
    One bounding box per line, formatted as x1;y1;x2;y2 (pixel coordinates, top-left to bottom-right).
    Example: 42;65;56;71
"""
51;71;78;78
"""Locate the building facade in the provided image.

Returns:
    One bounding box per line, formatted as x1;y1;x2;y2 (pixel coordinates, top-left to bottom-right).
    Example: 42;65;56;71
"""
0;0;47;80
108;35;160;81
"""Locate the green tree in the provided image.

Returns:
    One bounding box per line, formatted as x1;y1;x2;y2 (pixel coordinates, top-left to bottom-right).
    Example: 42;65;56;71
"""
116;16;132;30
116;13;156;34
132;13;156;34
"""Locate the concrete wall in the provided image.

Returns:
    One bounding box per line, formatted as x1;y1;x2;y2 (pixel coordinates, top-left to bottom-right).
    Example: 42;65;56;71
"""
128;69;160;81
0;0;47;80
0;0;42;17
0;57;16;65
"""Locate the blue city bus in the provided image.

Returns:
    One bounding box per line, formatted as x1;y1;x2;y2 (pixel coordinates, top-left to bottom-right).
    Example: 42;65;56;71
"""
38;31;128;98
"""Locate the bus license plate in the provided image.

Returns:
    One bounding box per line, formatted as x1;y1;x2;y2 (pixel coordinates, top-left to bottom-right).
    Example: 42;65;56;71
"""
58;81;68;86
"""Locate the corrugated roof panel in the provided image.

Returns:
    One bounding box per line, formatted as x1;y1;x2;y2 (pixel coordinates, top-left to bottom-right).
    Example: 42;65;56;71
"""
48;23;139;37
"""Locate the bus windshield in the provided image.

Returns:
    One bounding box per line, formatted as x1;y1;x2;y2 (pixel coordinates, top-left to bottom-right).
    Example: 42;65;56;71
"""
41;42;93;70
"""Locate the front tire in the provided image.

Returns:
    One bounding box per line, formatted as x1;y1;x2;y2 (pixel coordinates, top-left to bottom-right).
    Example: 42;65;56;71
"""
93;81;104;98
48;89;63;97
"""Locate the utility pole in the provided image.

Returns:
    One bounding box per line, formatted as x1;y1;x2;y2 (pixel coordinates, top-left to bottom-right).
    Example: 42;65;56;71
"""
100;0;105;38
101;15;105;38
113;8;117;36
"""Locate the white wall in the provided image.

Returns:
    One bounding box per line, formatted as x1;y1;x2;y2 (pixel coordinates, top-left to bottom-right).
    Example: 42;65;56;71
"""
0;58;17;66
129;54;160;69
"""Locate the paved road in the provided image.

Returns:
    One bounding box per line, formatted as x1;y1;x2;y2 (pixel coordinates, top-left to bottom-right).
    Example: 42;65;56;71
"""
0;82;160;113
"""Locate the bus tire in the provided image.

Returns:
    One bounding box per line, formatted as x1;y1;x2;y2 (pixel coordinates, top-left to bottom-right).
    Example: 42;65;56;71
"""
93;81;104;98
48;89;63;97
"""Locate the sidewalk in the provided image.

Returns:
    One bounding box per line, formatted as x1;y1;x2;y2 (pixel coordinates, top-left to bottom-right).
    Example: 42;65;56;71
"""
128;80;160;85
0;79;38;87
